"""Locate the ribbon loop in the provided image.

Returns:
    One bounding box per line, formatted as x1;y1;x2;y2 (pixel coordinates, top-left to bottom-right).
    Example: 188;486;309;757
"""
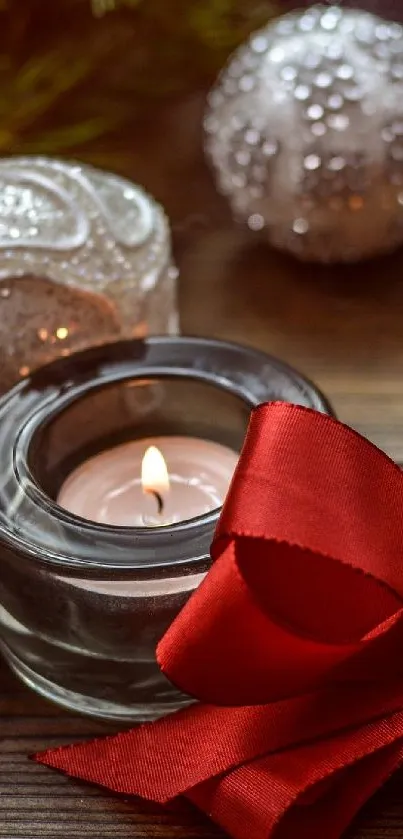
158;403;403;705
217;403;403;594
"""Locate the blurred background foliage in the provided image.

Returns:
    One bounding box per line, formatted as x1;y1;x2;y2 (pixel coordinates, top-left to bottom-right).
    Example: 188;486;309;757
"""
2;0;402;166
0;0;279;160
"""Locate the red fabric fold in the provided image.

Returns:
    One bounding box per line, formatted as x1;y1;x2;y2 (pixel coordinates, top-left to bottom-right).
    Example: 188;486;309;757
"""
35;402;403;839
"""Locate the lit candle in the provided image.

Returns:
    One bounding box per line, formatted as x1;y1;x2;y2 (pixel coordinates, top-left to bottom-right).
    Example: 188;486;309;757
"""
57;436;238;526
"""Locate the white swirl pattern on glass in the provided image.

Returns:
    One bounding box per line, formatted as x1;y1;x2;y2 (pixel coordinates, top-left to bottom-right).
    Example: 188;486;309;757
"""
0;157;178;393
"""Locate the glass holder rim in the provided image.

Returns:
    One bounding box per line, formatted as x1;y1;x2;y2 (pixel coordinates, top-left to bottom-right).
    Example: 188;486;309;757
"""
0;336;332;576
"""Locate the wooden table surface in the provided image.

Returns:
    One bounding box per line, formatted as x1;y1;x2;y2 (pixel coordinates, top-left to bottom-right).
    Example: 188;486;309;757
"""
3;92;403;837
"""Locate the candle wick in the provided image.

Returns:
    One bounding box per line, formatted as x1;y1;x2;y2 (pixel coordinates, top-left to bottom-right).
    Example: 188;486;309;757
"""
148;489;164;515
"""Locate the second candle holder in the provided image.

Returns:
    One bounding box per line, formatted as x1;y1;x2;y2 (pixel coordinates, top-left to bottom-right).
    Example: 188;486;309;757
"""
0;337;331;721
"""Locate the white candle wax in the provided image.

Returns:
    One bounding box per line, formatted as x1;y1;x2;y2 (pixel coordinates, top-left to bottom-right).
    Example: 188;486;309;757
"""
57;436;238;527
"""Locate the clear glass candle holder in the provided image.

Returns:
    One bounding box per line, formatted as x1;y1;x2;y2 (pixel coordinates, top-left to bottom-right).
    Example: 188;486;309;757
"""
0;157;178;394
0;337;331;721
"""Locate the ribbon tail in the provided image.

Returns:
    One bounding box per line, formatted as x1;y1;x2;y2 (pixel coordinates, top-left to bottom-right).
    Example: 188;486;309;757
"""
278;743;403;839
188;713;403;839
34;683;403;804
33;702;257;803
35;710;403;839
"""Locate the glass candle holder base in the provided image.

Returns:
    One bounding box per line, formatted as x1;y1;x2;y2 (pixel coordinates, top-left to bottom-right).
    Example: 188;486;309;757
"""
1;642;190;722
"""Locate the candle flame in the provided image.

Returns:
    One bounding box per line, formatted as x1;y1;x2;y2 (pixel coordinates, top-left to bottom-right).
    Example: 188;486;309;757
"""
141;446;170;494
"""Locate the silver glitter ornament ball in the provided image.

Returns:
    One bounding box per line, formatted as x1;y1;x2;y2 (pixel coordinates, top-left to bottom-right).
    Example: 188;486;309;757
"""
205;5;403;262
0;157;178;394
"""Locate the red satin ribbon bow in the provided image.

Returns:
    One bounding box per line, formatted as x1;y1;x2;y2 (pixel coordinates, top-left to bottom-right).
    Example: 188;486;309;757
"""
36;402;403;839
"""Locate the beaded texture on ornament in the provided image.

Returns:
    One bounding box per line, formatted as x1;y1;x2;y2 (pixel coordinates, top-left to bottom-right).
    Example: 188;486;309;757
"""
205;4;403;261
